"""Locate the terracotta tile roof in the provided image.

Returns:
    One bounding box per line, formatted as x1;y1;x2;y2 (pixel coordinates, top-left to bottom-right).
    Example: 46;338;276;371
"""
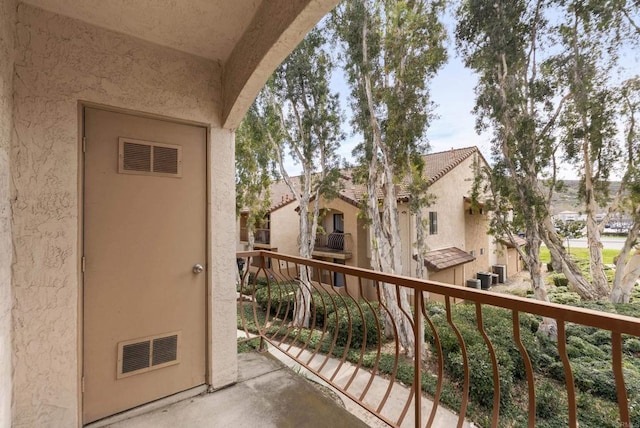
252;147;482;212
267;178;298;212
417;246;476;272
339;146;481;205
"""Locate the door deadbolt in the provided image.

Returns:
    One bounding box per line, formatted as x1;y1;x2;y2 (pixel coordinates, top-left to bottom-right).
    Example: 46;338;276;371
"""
193;264;204;274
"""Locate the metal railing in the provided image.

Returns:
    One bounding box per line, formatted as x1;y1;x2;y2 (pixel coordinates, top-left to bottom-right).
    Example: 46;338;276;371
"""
236;250;640;428
313;232;353;253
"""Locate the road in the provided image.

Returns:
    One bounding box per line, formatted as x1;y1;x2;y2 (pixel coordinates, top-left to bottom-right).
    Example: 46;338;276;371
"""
565;236;626;250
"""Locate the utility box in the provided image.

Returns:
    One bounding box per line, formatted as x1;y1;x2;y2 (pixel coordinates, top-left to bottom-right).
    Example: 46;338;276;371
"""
466;279;481;289
492;264;506;283
477;272;492;290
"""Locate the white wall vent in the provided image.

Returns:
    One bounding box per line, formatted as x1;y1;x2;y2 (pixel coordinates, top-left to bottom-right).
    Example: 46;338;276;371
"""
119;137;182;178
117;331;181;378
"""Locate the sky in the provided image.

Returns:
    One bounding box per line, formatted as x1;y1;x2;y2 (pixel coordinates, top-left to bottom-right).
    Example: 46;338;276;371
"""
283;10;640;181
329;49;490;166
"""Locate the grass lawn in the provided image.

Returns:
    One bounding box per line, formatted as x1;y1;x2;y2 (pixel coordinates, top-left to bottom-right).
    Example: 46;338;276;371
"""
540;246;620;264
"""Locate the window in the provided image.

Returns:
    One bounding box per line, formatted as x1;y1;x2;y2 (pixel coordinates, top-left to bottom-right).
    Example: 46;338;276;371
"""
333;213;344;233
480;248;485;255
429;211;438;235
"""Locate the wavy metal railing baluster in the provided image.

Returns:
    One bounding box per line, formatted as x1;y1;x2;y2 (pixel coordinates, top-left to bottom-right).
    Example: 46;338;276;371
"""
557;320;577;427
237;251;640;428
393;284;420;424
475;303;500;427
270;273;295;347
512;310;535;428
374;282;403;417
394;289;418;427
328;290;357;384
314;285;344;372
356;276;384;402
612;332;630;426
304;282;334;366
413;291;424;428
445;296;470;428
340;274;371;392
423;301;444;428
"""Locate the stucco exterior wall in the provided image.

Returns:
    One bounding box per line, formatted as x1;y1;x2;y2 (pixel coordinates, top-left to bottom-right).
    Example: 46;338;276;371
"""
12;4;236;426
403;154;489;281
427;266;465;304
270;202;299;257
423;155;478;251
465;210;491;274
0;0;16;426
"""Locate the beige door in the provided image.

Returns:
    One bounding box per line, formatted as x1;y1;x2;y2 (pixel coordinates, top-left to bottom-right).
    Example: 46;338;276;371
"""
83;108;207;424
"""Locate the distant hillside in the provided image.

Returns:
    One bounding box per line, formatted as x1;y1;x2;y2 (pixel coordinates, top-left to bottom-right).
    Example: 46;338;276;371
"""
550;180;622;214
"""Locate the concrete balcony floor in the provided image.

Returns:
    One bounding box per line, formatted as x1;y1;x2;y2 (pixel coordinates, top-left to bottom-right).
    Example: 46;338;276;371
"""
96;352;369;428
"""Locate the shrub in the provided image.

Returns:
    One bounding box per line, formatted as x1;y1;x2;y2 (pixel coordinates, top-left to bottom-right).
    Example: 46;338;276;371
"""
310;290;336;327
548;273;569;287
447;343;514;409
237;274;269;295
254;281;297;321
547;284;581;305
566;336;608;360
536;380;564;420
624;338;640;354
326;300;381;348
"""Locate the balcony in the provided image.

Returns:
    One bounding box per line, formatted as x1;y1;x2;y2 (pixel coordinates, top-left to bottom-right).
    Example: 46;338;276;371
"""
237;250;640;428
312;232;353;260
239;227;271;246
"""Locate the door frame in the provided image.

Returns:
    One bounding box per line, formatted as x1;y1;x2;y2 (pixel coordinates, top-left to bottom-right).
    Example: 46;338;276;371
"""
78;102;211;425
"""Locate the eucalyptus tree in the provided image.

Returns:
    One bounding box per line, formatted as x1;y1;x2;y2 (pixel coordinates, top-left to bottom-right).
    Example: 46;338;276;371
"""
456;0;598;304
333;0;447;357
235;105;275;253
610;77;640;303
257;28;344;327
553;0;626;297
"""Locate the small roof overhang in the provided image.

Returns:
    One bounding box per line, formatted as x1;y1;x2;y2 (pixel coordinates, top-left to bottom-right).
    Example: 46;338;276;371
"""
414;247;476;272
499;235;527;248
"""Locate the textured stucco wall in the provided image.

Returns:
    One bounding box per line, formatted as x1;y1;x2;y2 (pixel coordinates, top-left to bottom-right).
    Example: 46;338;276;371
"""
12;4;236;426
0;0;16;426
270;203;299;256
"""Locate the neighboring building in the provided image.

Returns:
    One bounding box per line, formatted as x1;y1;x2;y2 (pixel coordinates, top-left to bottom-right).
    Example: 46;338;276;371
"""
555;210;583;222
246;147;526;300
496;235;527;279
0;1;340;426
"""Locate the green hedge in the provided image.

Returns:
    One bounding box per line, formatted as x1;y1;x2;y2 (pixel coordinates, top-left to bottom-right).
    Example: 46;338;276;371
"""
254;281;297;321
326;300;381;348
424;303;541;410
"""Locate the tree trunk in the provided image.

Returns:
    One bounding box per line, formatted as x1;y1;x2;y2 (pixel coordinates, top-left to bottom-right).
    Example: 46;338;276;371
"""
294;185;313;328
585;200;610;296
294;264;313;327
611;251;640;304
242;230;256;288
415;209;427;280
541;215;602;300
360;68;418;357
611;218;640;303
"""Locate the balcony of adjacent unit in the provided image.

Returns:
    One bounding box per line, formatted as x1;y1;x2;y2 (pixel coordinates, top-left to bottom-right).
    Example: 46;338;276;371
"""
239;212;273;249
311;211;353;260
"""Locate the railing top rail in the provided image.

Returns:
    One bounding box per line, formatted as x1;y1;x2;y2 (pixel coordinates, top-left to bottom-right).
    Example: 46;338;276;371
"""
237;250;640;335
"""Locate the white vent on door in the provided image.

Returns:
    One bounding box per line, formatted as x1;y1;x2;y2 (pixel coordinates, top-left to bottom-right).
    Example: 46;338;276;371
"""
119;137;183;178
117;331;181;378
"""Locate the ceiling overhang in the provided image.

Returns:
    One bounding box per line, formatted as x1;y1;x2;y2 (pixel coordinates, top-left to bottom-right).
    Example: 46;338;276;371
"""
21;0;341;129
